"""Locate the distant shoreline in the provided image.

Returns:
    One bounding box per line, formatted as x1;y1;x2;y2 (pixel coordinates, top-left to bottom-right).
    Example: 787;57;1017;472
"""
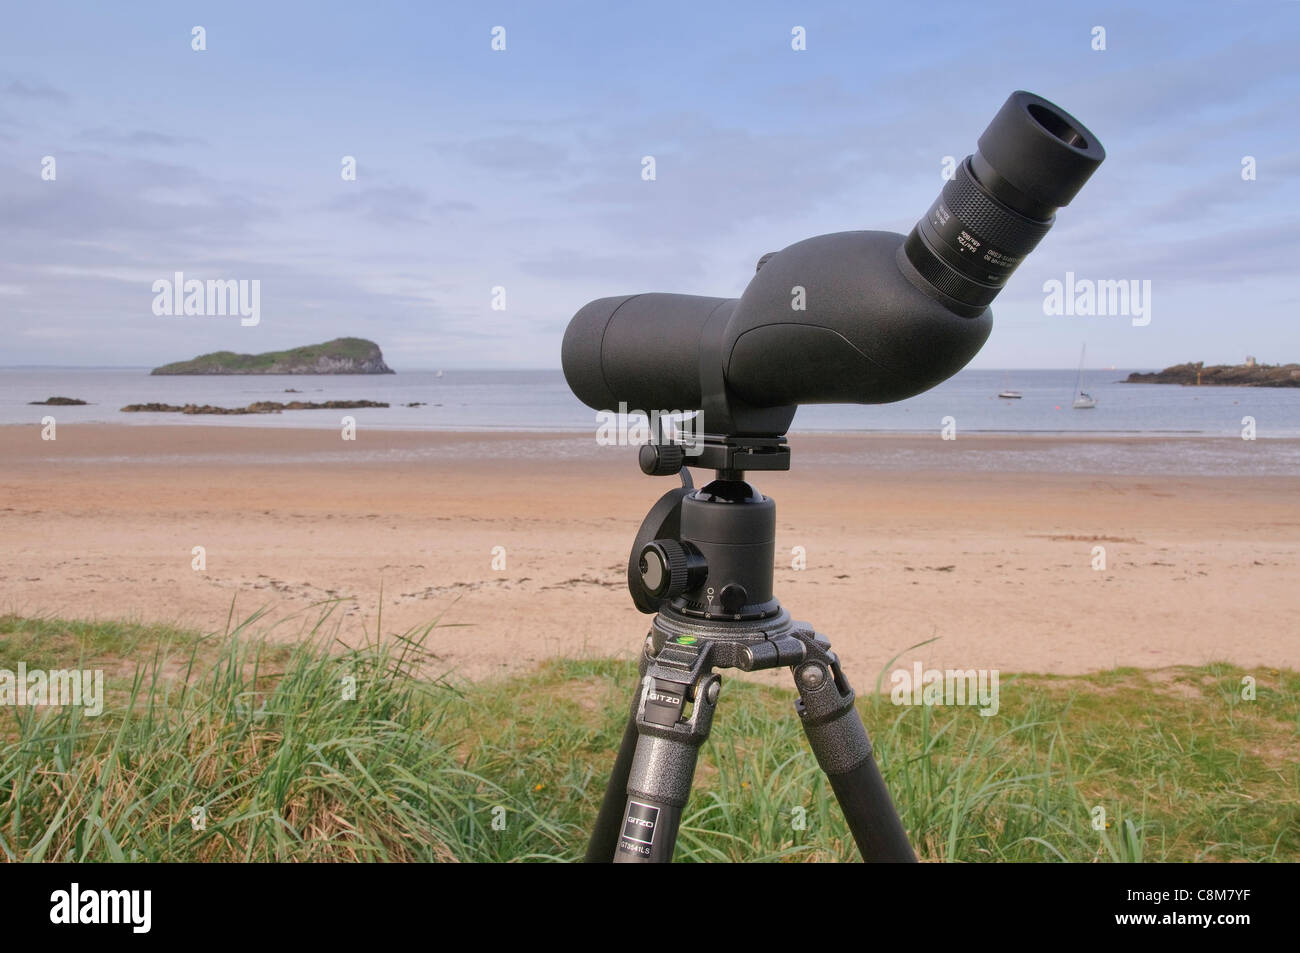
2;420;1292;438
7;367;1297;439
0;365;1185;373
4;424;1299;480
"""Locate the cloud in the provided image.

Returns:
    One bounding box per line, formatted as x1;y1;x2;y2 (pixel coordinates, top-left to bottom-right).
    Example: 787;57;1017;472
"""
2;3;1298;369
324;185;475;225
0;155;279;245
2;80;69;104
79;127;208;148
432;134;573;178
515;249;706;284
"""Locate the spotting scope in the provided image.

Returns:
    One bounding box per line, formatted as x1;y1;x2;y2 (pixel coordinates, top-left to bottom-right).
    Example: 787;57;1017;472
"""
562;90;1105;437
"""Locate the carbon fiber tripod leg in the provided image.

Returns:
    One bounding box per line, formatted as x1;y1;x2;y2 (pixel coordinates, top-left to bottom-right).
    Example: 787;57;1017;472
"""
585;651;650;862
792;634;916;862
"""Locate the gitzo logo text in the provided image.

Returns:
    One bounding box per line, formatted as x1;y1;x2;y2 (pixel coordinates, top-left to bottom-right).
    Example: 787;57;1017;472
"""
1043;272;1151;327
152;272;261;326
0;663;103;716
596;403;703;455
50;883;151;933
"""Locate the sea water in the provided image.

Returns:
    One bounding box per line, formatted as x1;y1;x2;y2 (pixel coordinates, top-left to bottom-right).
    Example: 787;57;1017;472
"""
3;367;1298;475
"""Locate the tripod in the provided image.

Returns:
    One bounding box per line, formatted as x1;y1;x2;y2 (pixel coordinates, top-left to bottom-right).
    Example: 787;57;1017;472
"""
584;434;915;863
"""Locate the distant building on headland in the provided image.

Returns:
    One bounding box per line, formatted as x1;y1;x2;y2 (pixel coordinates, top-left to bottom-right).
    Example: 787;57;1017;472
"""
1125;360;1300;388
1245;355;1257;367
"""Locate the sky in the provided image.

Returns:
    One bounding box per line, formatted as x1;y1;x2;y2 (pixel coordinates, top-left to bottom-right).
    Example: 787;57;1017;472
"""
1;0;1297;370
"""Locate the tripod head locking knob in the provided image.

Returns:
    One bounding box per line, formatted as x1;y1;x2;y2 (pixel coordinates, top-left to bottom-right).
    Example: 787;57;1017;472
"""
638;540;706;602
639;443;685;476
719;583;748;614
639;540;688;599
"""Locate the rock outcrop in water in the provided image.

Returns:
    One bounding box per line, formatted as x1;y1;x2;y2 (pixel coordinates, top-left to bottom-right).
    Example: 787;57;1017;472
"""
1125;362;1300;387
121;400;389;414
150;338;394;375
29;396;88;405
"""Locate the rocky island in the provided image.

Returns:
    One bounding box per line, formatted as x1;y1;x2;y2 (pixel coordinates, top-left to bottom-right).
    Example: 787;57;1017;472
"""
1125;361;1300;387
150;337;394;375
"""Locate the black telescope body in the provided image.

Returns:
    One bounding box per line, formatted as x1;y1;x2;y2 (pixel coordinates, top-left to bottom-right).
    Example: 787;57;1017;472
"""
562;91;1104;437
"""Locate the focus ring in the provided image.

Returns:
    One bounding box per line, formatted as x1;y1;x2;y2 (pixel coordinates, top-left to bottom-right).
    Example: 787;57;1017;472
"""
903;230;987;300
902;153;1059;314
943;160;1052;255
901;230;994;315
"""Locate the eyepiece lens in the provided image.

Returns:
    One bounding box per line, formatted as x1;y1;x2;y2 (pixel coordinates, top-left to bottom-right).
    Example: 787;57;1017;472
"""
1027;103;1087;150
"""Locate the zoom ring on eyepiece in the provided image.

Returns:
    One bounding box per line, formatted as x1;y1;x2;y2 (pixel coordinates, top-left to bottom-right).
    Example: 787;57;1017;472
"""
941;159;1053;258
905;158;1053;313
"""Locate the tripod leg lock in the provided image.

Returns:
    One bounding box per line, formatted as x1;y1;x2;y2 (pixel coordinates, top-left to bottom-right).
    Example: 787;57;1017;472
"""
791;630;874;776
737;632;807;671
636;636;718;731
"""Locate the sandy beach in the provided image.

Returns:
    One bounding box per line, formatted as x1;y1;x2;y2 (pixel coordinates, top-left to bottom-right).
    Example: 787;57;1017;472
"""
1;423;1296;683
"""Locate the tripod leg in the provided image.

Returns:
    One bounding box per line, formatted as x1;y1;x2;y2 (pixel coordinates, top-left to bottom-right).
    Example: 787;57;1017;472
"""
792;639;915;862
613;732;696;861
613;665;721;863
822;754;914;862
585;650;650;862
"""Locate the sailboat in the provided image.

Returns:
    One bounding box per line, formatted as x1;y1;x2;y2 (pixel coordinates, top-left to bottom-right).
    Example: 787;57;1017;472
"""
997;371;1022;399
1072;344;1096;409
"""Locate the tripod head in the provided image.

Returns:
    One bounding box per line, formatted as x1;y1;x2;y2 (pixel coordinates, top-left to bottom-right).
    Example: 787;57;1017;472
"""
628;430;786;621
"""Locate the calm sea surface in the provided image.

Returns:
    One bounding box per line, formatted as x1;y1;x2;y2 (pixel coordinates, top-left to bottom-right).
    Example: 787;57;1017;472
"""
3;367;1299;475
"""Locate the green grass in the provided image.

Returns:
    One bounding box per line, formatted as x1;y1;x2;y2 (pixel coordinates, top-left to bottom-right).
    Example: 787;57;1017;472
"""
1;611;1296;862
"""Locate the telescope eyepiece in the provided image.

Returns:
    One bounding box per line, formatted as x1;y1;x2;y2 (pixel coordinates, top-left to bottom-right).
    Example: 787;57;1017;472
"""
901;91;1105;317
975;92;1105;214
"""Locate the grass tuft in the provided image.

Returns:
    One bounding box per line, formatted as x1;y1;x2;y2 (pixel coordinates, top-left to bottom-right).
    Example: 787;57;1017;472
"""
1;613;1295;862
